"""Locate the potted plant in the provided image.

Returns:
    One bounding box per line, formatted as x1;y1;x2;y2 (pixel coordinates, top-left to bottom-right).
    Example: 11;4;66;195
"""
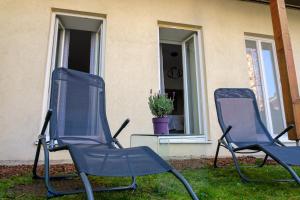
148;90;174;135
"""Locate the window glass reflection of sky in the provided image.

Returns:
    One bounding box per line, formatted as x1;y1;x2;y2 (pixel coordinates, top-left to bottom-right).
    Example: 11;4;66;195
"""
262;48;277;98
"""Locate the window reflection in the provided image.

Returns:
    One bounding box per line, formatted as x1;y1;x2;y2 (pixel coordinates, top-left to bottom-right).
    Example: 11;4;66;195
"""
245;40;267;126
245;39;285;135
261;42;284;134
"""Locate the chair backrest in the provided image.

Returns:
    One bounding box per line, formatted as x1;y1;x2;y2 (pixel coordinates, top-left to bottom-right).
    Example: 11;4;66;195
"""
214;88;273;146
49;68;113;145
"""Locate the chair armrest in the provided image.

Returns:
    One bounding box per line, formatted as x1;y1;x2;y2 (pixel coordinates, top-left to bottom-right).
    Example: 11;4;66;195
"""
273;124;294;142
40;109;53;136
220;125;232;141
113;118;130;139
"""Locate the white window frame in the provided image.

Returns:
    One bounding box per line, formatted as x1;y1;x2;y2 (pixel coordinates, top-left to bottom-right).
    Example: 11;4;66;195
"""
52;18;65;68
182;33;204;135
157;26;209;143
39;11;106;139
245;36;287;139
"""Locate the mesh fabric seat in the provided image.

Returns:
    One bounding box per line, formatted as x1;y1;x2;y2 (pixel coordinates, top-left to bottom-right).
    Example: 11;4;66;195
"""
214;88;300;184
69;145;172;177
33;68;198;200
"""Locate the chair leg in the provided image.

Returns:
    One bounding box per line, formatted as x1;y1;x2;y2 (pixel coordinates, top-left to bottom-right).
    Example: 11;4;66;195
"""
268;156;300;184
79;173;94;200
284;165;300;184
214;141;221;168
257;155;268;168
227;146;250;183
32;139;42;179
170;169;199;200
217;144;300;184
131;176;137;189
41;140;61;198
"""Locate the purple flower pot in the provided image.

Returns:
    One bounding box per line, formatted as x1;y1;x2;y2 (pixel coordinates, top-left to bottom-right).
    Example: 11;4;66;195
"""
152;117;169;135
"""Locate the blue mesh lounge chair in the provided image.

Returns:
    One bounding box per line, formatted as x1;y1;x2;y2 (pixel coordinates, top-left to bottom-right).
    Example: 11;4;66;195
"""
214;88;300;183
32;68;198;200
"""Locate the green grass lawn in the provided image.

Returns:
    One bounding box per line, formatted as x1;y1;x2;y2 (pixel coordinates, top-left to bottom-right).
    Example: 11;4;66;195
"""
1;165;300;200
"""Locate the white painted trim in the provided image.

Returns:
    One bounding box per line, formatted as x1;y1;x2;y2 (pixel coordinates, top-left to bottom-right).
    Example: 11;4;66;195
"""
158;22;201;32
55;11;106;21
57;20;65;68
182;34;194;44
182;33;203;135
51;18;59;70
257;40;275;132
94;27;100;75
62;30;70;68
90;32;97;74
39;12;56;140
181;40;191;134
160;40;182;45
159;135;211;144
192;34;203;134
196;30;209;136
99;21;106;77
159;44;165;92
157;26;162;91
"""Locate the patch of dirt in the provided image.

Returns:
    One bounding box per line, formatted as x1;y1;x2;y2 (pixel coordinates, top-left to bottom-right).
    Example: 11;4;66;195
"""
169;156;276;169
8;178;117;197
10;178;85;197
0;164;76;179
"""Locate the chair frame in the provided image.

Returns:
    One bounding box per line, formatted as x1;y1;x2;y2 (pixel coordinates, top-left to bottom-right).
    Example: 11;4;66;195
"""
33;110;199;200
213;89;300;184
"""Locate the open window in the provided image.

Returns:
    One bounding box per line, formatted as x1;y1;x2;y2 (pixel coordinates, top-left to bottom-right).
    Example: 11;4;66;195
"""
51;14;104;75
159;27;207;136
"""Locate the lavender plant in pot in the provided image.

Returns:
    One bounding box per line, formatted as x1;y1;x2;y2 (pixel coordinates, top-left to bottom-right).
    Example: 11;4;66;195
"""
148;90;174;135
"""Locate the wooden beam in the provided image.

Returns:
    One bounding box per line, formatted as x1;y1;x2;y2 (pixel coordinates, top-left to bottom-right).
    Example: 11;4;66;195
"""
270;0;300;140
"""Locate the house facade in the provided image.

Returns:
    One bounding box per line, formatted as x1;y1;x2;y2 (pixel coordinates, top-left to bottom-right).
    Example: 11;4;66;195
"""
1;0;300;162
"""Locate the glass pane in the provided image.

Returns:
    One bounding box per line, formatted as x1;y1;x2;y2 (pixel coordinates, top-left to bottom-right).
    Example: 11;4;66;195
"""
185;37;201;135
245;40;268;126
261;42;284;134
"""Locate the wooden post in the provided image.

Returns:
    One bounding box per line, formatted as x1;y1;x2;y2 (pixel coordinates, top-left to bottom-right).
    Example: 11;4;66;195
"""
270;0;300;140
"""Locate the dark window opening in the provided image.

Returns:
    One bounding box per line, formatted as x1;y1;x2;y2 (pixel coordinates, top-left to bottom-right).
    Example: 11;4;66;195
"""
68;30;91;73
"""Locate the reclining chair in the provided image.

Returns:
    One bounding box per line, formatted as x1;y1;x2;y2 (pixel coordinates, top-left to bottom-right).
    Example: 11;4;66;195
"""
33;68;198;200
214;88;300;184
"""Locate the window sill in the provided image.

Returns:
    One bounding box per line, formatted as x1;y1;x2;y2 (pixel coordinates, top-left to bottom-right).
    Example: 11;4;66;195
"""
158;135;211;144
281;139;298;145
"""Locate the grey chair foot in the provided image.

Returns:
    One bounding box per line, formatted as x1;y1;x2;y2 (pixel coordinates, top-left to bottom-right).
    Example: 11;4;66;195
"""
80;173;94;200
257;155;268;167
214;142;221;168
278;161;300;185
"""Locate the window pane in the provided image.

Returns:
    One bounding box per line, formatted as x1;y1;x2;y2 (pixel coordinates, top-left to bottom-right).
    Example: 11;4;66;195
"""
185;37;201;135
245;40;268;126
55;25;63;68
261;42;284;134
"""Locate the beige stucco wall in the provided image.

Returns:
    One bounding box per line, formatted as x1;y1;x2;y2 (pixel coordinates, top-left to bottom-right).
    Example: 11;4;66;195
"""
1;0;300;162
